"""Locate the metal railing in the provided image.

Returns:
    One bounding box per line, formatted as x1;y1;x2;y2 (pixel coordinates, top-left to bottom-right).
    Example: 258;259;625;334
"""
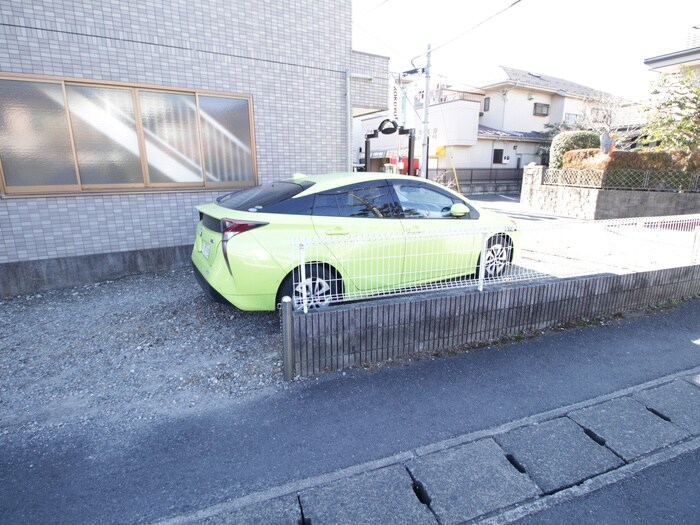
431;168;523;187
544;168;700;193
290;215;700;313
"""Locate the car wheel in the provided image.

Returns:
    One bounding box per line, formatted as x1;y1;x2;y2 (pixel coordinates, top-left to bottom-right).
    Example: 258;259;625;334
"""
478;234;512;279
278;264;341;310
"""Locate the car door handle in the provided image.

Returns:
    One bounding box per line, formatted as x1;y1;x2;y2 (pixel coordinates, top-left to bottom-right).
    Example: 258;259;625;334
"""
405;225;421;232
325;229;349;235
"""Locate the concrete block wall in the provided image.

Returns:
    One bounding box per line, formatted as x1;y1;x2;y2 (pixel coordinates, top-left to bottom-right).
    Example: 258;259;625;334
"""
0;190;220;296
287;265;700;377
594;189;700;219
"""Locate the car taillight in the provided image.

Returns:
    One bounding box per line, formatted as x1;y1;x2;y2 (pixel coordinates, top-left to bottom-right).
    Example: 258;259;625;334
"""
221;219;268;242
220;219;268;275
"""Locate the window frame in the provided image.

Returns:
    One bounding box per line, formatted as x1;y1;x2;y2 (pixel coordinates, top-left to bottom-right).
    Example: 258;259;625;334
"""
533;102;550;116
312;180;403;219
483;96;490;112
564;112;581;126
0;72;257;196
492;148;504;164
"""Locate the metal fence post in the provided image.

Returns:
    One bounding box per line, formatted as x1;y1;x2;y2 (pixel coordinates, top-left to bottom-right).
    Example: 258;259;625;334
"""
478;232;488;292
281;296;295;381
693;227;700;264
299;243;308;314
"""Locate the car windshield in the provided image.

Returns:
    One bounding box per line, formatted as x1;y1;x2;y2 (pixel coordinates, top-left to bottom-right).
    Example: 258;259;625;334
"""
217;181;313;211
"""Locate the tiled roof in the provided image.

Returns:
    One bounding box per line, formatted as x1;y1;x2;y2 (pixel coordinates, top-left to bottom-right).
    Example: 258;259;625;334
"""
489;66;611;99
477;125;545;141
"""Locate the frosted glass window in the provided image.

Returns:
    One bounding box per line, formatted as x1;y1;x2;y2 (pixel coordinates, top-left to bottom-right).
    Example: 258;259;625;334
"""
199;96;254;183
139;91;203;184
66;85;143;185
0;79;77;187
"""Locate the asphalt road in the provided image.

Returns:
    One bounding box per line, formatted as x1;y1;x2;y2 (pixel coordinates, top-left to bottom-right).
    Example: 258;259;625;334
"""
2;297;699;524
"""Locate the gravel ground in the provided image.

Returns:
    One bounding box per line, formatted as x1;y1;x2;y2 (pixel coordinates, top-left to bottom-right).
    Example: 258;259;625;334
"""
0;267;289;435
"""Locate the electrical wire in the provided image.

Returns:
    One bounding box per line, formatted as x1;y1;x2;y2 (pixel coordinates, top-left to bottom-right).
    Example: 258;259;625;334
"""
411;0;524;66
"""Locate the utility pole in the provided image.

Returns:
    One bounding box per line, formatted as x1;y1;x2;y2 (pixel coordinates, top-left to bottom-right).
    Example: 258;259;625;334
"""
422;44;431;179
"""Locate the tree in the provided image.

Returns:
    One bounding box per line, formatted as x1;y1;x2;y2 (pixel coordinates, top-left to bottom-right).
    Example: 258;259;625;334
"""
641;67;700;158
537;94;642;163
579;94;643;151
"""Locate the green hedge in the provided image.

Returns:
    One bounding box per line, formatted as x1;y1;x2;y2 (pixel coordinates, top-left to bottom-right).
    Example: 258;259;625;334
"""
562;149;697;171
550;131;600;169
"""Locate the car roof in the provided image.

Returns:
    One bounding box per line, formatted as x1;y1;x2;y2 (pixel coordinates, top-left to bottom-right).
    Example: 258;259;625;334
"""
292;172;449;195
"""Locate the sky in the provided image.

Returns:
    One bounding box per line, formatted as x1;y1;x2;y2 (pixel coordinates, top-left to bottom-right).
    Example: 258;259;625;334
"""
352;0;700;102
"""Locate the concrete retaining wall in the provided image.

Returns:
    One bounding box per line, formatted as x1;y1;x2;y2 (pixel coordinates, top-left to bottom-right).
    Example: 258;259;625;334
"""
521;166;700;219
285;265;700;378
0;245;192;298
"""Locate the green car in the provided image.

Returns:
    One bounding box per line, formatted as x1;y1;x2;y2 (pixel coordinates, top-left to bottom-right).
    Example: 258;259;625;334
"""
192;173;517;311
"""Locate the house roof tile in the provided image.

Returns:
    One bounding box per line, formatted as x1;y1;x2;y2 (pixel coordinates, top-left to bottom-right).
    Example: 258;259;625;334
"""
484;66;611;100
477;125;545;141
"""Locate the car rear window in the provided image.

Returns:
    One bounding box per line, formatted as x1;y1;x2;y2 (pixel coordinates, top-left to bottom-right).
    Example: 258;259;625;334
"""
216;181;314;212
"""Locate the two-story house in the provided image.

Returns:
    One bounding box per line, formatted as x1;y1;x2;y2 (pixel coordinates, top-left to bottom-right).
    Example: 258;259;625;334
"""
355;66;618;179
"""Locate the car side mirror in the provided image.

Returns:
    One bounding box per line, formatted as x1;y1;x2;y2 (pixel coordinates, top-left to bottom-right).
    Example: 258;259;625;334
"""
450;203;470;217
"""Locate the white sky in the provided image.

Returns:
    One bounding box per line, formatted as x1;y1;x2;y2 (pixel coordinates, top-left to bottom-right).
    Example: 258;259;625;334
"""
352;0;699;101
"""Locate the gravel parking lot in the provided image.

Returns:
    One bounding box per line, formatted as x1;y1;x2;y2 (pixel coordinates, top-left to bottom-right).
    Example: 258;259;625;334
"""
0;268;288;435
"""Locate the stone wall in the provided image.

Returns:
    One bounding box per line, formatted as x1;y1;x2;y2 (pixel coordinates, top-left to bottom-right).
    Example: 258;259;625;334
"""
521;166;700;219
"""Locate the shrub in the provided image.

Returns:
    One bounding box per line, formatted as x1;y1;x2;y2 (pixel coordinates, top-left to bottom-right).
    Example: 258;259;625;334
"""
549;131;600;168
562;149;608;169
562;149;695;171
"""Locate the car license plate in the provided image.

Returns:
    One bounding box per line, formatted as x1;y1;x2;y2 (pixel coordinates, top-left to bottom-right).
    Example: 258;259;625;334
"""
201;241;211;258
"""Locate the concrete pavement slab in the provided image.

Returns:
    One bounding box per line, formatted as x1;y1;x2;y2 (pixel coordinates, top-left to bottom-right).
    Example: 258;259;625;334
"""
298;465;436;525
196;495;300;524
495;417;623;494
634;379;700;434
568;397;689;462
407;438;539;525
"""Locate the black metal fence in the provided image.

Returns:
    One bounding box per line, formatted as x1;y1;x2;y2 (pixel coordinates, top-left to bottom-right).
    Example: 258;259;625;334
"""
430;168;523;187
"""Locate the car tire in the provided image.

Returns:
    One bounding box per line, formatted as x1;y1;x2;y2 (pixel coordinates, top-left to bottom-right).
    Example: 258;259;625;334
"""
477;234;513;279
278;264;342;310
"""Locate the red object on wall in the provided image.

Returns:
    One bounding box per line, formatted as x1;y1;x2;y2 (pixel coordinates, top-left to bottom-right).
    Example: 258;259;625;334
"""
400;157;420;175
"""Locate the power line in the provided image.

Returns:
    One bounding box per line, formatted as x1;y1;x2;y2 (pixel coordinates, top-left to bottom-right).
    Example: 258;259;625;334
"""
411;0;524;66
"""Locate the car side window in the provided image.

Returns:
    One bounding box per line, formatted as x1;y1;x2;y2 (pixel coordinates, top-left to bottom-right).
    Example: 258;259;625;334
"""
392;182;460;219
313;182;401;218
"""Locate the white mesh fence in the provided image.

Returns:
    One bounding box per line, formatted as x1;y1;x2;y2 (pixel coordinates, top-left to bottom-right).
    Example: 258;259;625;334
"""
291;215;700;312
